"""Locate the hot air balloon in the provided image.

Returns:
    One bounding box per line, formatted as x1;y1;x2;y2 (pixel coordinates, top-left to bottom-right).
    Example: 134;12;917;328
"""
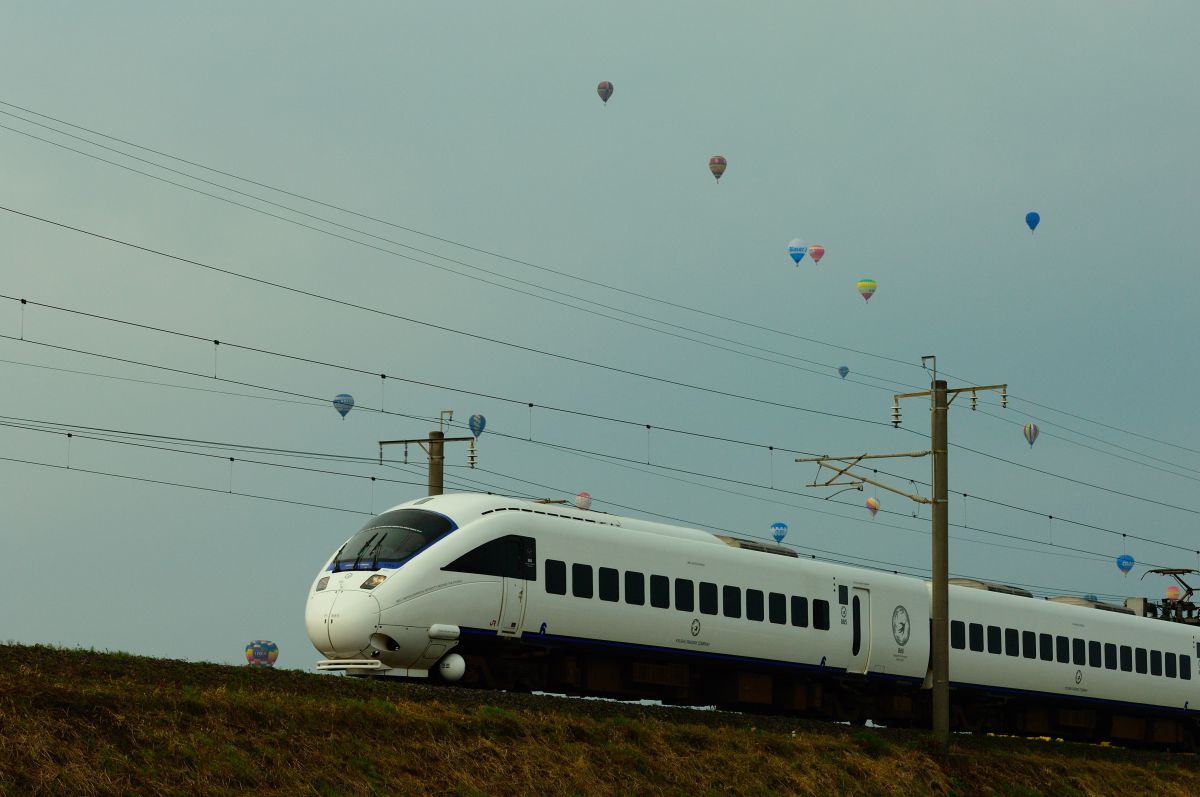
575;491;592;510
770;522;788;543
709;156;727;182
469;414;486;438
597;81;613;104
245;640;278;668
838;366;849;379
866;497;880;517
1167;585;1182;602
856;279;877;302
1025;211;1040;232
332;394;355;419
787;239;807;265
1116;554;1134;576
1023;423;1040;447
808;244;826;265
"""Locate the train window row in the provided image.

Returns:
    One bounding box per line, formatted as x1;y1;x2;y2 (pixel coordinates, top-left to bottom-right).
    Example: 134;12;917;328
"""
950;620;1193;680
544;559;831;629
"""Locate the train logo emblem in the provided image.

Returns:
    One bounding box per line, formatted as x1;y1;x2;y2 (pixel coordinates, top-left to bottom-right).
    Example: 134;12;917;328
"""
691;619;701;637
891;606;910;647
1075;670;1083;685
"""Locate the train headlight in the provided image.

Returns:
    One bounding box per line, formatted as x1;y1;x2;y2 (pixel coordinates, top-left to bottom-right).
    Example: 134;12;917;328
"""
315;576;330;591
360;574;387;590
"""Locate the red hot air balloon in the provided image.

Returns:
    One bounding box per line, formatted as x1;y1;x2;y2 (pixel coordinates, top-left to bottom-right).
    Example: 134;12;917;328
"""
808;244;825;264
709;156;727;182
597;81;613;104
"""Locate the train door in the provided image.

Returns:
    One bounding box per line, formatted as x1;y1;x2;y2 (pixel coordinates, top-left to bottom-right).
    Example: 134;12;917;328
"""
497;536;535;637
847;587;871;674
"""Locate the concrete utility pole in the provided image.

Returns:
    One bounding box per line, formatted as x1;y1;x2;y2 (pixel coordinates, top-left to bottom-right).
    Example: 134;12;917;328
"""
378;410;477;497
800;356;1006;755
892;357;1006;754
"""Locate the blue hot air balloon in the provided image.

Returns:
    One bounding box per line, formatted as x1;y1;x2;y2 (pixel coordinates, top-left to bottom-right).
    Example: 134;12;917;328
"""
1116;554;1134;576
332;394;355;419
787;239;808;265
468;414;486;438
1025;211;1040;232
770;522;788;543
838;366;849;379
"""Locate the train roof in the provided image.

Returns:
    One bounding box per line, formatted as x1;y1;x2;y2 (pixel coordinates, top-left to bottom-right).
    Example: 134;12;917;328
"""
384;492;728;547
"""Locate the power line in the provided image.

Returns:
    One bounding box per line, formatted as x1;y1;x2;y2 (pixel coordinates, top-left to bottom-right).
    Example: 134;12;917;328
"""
0;115;920;393
0;293;878;452
3;98;1192;467
0;98;921;374
7;321;1198;561
0;213;891;427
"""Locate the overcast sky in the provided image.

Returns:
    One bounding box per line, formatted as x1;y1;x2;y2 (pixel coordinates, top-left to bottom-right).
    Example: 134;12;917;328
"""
3;2;1199;670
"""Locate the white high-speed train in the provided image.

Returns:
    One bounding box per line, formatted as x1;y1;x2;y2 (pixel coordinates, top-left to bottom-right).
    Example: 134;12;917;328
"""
306;493;1200;746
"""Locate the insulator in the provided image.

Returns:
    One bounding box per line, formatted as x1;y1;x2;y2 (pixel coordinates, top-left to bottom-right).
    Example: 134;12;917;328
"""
970;390;977;411
1001;386;1008;408
891;402;902;428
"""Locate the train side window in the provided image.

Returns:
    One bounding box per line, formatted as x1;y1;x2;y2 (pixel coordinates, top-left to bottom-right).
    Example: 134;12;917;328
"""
1039;634;1053;662
1166;652;1178;678
1056;636;1070;664
1072;638;1085;666
951;621;965;650
1135;648;1148;674
813;599;831;630
968;623;984;652
768;592;787;624
1022;631;1037;659
443;534;536;580
987;626;1002;655
699;582;718;615
572;564;593;599
746;589;765;622
838;585;849;605
1104;643;1117;670
1119;645;1133;672
675;579;695;612
791;597;809;628
1182;656;1192;680
1088;641;1101;668
625;571;645;606
1151;650;1163;676
598;567;619;602
1005;628;1019;657
546;559;566;595
723;586;742;619
650;575;670;609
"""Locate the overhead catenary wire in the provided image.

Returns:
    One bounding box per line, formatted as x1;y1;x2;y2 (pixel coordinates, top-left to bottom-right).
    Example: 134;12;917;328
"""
5;315;1198;561
0;425;1137;601
0;118;916;393
1;98;1192;467
0;216;893;428
10;291;1200;516
0;98;921;377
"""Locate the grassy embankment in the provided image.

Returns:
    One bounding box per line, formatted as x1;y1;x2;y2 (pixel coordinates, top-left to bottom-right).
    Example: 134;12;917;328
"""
1;643;1197;796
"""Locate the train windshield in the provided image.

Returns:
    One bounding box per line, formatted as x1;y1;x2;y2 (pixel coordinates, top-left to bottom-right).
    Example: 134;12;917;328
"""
331;508;457;571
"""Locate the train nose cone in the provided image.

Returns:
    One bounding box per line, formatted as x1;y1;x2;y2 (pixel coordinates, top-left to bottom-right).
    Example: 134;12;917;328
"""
307;589;381;658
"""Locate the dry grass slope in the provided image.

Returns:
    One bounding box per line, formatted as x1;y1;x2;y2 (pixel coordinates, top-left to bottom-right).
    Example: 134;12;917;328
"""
0;644;1197;796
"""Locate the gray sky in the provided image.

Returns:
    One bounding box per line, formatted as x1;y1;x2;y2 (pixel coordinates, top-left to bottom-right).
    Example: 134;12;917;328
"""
3;2;1198;669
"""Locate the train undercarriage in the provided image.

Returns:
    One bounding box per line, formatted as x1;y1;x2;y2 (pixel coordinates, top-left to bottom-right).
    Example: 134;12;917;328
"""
376;635;1200;750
